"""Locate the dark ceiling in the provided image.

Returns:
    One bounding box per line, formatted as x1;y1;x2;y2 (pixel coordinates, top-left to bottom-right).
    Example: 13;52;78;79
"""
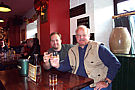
0;0;34;21
0;0;128;23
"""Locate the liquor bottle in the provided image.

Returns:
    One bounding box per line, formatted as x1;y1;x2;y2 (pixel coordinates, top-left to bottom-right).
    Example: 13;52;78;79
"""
10;48;15;58
4;50;7;59
33;54;41;83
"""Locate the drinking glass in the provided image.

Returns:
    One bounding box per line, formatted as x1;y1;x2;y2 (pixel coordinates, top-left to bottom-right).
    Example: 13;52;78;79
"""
49;74;57;86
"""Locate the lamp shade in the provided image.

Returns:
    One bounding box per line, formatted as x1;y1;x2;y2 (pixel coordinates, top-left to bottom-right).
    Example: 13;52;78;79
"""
0;2;11;12
0;18;4;22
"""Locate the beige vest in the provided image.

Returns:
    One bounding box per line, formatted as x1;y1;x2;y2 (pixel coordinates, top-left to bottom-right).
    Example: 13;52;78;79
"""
68;41;108;86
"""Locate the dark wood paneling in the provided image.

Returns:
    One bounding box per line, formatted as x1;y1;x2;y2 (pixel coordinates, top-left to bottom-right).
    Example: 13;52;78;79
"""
70;3;86;18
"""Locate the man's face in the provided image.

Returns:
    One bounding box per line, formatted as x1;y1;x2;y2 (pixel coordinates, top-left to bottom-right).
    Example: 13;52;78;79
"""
50;34;62;50
27;39;33;48
75;27;90;47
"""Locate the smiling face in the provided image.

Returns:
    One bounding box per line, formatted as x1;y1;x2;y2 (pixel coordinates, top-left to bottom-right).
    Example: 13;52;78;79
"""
75;26;90;48
50;34;62;51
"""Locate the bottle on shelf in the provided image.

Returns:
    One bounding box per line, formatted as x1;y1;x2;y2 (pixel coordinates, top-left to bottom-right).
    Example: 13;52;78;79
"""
4;50;7;59
10;48;15;58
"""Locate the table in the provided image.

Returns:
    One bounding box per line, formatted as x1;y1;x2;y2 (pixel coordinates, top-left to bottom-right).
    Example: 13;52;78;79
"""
0;57;18;70
0;56;19;70
0;68;94;90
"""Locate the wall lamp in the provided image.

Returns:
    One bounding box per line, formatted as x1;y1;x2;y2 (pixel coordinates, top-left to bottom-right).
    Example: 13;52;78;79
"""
0;2;11;12
0;18;4;22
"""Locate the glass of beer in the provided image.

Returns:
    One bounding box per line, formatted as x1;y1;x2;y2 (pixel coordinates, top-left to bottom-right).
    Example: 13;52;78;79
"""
49;74;57;86
44;52;51;59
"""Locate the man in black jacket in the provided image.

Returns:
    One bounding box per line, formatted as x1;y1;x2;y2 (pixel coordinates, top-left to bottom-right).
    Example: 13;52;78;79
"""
43;32;73;70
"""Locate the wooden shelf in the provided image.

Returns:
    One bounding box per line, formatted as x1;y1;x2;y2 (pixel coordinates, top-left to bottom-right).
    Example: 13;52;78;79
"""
112;11;135;19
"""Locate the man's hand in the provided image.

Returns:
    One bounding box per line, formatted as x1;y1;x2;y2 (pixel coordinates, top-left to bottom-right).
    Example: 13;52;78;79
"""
43;52;51;63
50;54;60;68
94;81;109;90
43;52;52;70
94;78;111;90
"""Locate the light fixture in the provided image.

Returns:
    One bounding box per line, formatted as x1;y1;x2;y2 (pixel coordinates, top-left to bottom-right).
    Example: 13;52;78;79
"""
0;18;4;22
41;7;45;16
0;2;11;12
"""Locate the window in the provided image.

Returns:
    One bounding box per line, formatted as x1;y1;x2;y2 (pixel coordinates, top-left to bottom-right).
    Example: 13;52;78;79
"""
26;20;37;39
116;0;135;54
117;0;135;14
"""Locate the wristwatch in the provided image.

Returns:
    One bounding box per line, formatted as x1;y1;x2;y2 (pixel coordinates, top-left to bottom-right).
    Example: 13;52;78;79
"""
104;80;110;85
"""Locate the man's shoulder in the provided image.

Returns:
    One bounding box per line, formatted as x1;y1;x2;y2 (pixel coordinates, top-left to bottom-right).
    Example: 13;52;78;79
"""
68;44;79;51
62;44;74;48
88;40;104;46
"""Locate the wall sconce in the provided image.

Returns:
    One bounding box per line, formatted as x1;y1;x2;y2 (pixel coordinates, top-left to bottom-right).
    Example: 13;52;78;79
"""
41;7;45;16
0;2;11;12
0;18;4;22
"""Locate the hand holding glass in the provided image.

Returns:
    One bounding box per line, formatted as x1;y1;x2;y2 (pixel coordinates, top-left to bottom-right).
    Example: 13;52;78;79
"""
43;52;52;63
50;54;60;68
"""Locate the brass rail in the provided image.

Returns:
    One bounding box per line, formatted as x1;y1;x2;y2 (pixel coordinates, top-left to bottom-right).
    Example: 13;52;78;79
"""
112;11;135;19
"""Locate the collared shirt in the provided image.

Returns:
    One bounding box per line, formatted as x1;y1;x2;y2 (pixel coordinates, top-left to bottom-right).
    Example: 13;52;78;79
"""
76;44;88;77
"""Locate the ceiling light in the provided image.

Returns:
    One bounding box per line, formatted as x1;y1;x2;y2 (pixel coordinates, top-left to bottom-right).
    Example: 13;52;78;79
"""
0;2;11;12
0;18;4;22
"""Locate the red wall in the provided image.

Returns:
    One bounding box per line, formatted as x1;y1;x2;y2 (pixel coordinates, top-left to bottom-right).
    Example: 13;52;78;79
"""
40;0;70;54
8;26;20;46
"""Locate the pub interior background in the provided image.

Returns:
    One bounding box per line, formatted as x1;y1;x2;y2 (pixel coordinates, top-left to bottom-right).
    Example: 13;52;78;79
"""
0;0;135;90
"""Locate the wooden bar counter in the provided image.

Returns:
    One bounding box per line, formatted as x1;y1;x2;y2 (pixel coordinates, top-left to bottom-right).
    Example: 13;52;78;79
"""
0;67;94;90
0;57;18;70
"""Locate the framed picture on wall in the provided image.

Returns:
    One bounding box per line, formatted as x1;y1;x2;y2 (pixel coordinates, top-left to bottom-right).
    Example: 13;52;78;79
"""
90;33;95;40
77;16;90;28
73;35;77;45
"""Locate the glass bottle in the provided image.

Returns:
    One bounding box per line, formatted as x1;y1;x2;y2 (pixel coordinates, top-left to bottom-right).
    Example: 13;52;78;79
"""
34;54;41;83
4;50;7;59
10;48;15;58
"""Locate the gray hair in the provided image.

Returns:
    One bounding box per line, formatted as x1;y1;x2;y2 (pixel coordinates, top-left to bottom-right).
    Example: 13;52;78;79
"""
75;25;90;34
